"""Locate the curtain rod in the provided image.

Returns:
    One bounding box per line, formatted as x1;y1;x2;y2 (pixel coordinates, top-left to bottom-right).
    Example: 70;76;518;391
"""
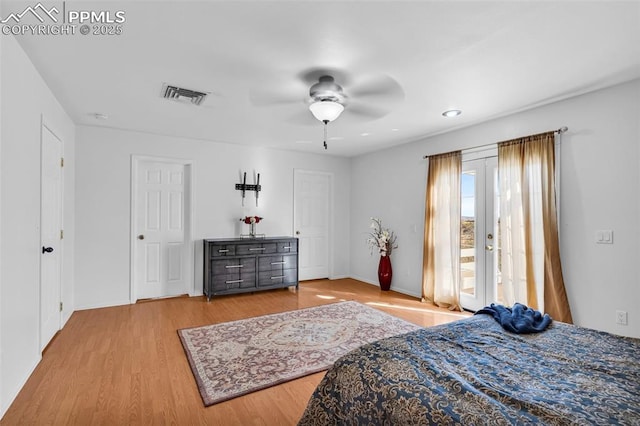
422;126;568;159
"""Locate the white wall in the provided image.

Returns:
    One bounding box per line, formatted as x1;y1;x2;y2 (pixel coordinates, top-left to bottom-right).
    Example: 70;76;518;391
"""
74;126;351;309
350;79;640;338
0;35;75;417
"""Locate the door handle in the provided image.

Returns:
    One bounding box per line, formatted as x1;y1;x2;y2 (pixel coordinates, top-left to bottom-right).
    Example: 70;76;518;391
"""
295;230;300;235
138;235;145;240
485;245;493;252
42;246;54;254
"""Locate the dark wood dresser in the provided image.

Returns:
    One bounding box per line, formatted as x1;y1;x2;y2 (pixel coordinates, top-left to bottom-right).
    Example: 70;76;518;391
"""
203;237;299;299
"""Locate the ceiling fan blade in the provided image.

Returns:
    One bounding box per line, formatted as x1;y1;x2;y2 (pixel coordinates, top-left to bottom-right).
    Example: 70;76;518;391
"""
346;102;392;120
348;74;404;103
286;109;319;126
249;78;308;107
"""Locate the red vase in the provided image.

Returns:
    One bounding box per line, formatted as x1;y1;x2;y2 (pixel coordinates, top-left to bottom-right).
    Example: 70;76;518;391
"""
378;255;392;291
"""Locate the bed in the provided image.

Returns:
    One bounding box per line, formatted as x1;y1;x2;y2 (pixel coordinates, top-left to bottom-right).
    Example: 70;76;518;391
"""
298;314;640;425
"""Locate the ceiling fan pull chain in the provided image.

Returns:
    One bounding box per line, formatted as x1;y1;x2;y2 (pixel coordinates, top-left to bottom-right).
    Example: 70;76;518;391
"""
323;120;328;150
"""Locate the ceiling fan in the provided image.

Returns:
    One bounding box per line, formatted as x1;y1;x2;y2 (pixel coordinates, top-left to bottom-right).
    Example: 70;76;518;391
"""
250;68;404;149
308;75;346;149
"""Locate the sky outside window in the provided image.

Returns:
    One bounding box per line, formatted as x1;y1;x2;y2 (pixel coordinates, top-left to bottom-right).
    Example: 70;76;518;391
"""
461;172;475;217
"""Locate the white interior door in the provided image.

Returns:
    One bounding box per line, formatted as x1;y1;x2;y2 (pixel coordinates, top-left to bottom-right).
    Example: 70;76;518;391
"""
294;169;331;280
460;156;501;311
133;160;190;300
40;125;63;351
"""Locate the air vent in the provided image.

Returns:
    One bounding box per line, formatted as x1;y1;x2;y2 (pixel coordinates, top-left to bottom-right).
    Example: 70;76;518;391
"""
161;84;208;106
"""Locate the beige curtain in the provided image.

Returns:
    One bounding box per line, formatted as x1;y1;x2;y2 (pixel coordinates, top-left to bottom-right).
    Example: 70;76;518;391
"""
498;132;573;323
422;151;462;311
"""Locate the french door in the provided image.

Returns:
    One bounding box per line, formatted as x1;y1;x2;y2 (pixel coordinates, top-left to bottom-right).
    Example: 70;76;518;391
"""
460;156;503;311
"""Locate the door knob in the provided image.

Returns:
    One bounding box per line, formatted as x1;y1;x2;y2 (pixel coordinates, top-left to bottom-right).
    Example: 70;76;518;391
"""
295;231;300;235
138;234;145;240
485;245;493;251
42;246;54;254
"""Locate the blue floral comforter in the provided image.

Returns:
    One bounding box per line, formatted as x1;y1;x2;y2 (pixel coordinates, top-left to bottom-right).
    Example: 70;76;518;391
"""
298;315;640;425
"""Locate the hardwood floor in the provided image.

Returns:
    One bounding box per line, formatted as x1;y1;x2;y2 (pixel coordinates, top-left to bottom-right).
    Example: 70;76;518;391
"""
0;279;470;425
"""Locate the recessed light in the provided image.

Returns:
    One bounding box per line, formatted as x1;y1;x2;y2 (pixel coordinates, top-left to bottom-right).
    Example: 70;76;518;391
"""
328;136;344;141
442;109;462;117
391;128;399;132
360;132;370;137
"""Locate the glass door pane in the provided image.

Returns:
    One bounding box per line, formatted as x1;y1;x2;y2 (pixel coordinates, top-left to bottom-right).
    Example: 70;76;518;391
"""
460;156;498;311
487;157;500;305
461;170;476;298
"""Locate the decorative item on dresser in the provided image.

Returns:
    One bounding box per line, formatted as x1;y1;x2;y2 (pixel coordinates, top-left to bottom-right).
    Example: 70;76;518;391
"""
239;215;264;238
203;237;298;299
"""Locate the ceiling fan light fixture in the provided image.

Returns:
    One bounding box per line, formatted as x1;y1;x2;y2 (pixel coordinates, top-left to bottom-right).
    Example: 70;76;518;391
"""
309;100;344;123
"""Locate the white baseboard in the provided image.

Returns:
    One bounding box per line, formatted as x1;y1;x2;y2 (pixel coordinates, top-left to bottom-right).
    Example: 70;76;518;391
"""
349;275;422;299
61;310;73;328
74;299;133;311
76;292;207;311
0;354;41;419
328;274;349;280
350;275;378;286
390;286;422;299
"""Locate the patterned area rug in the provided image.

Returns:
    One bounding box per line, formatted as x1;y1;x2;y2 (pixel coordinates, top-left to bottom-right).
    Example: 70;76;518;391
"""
178;301;421;406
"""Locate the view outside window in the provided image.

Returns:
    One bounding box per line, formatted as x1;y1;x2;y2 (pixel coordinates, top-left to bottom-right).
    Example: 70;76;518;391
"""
461;171;476;297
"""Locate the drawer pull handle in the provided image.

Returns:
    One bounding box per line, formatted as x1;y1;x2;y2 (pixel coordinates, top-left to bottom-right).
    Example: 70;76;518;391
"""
225;264;244;269
271;275;285;280
270;261;286;265
249;247;266;251
218;249;229;253
225;279;244;284
282;246;291;249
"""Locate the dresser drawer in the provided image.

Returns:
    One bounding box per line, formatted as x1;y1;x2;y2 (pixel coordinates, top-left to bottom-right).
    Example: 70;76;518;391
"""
209;244;236;257
258;254;296;271
257;268;297;287
277;240;297;253
211;274;241;291
211;258;256;275
236;243;277;256
211;272;256;291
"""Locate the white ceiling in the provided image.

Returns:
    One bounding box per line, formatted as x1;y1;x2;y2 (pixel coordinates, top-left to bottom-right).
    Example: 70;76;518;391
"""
9;0;640;157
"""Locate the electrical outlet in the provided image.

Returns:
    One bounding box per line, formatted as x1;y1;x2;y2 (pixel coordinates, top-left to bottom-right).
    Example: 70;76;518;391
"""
616;310;628;325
